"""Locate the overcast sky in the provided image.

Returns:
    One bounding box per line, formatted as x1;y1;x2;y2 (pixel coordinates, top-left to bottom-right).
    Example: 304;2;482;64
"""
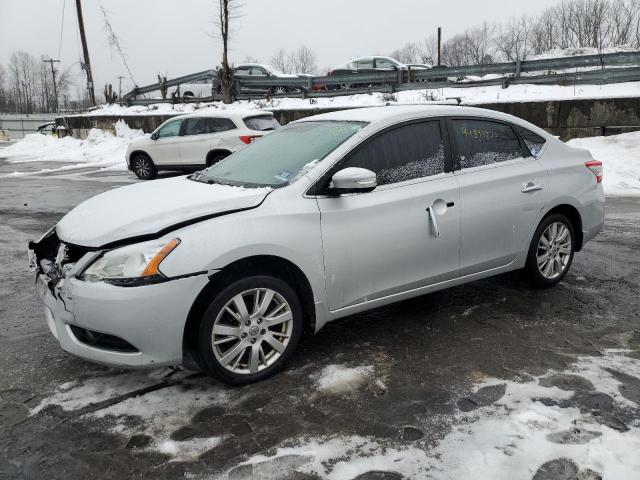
1;0;562;95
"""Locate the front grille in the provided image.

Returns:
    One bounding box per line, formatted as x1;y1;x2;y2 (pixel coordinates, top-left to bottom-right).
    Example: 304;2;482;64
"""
32;230;93;289
69;325;139;353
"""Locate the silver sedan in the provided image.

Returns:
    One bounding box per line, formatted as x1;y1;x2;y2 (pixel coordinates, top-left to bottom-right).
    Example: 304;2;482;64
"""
29;105;604;384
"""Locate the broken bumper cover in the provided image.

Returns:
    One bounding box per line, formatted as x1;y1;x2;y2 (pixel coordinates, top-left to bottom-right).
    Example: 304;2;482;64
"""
34;270;209;368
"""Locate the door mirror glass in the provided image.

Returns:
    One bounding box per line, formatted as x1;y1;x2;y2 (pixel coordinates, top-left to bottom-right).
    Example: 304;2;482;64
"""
330;167;377;194
151;132;159;140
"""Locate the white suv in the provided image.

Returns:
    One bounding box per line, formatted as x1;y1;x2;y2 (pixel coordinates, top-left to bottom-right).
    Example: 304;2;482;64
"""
126;111;280;179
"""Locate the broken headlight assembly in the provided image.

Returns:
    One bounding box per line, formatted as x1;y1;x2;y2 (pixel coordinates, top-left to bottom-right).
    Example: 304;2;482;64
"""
79;238;180;286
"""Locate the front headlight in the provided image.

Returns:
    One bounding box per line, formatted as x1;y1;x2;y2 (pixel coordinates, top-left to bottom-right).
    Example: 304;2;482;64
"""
80;238;180;286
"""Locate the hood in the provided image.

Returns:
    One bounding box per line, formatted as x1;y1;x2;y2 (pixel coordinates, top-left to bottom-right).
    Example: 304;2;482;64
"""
56;176;271;248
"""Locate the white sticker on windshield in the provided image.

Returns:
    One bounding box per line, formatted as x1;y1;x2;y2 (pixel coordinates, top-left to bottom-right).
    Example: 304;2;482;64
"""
275;170;293;182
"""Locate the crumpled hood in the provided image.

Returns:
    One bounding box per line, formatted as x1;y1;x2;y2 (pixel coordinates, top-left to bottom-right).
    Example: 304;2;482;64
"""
56;176;271;248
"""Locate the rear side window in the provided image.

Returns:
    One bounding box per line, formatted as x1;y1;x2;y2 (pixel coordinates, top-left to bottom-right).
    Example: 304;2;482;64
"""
515;126;547;157
451;119;523;169
341;121;445;185
206;118;236;133
183;118;207;136
244;115;280;131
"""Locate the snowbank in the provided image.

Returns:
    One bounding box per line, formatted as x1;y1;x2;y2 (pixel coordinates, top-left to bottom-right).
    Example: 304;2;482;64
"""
0;120;144;175
567;131;640;196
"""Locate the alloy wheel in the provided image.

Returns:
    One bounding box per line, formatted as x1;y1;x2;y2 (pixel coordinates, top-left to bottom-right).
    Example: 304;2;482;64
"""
536;222;572;279
272;86;287;95
211;288;293;375
134;157;151;178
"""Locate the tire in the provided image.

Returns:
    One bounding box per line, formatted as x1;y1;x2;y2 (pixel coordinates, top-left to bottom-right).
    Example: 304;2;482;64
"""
197;275;303;385
524;214;576;288
206;152;229;167
131;153;157;180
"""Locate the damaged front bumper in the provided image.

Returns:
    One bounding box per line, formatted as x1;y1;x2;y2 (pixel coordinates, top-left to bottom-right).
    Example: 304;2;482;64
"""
29;229;209;368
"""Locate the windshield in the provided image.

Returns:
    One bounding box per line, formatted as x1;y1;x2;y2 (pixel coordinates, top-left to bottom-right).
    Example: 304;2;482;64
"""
198;121;365;188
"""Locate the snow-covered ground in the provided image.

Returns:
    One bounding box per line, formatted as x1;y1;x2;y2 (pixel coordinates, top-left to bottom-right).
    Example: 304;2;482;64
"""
2;120;638;196
30;350;640;478
0;120;144;178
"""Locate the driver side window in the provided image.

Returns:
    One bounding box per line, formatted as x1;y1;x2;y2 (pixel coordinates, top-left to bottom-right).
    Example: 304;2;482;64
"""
340;121;446;186
157;120;182;139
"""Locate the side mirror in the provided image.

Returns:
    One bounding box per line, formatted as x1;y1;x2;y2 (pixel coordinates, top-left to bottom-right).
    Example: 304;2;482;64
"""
151;132;159;140
329;167;377;194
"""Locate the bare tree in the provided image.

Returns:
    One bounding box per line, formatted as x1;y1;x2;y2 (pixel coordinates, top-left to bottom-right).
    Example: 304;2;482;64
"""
0;64;7;112
213;0;241;104
291;46;317;73
496;16;533;61
270;48;291;72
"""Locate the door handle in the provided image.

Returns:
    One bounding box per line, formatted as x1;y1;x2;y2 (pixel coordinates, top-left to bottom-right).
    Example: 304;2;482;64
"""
521;182;544;193
427;206;440;237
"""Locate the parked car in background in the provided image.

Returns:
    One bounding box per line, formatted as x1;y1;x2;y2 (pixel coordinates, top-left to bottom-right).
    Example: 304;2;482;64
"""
126;111;280;179
30;105;604;385
327;56;407;89
173;78;213;98
233;63;309;95
406;63;432;83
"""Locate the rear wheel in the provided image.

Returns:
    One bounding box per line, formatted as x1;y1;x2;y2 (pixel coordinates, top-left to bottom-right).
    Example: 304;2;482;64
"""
197;275;302;385
525;214;575;288
271;86;288;95
132;153;157;180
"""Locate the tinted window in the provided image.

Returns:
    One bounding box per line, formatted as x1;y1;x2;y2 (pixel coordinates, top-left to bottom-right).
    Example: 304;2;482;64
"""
250;68;267;76
201;121;364;187
156;119;182;138
235;68;250;76
206;118;236;133
244;115;280;131
183;118;207;136
341;121;445;185
356;59;374;69
515;125;547;157
376;58;396;69
452;119;523;169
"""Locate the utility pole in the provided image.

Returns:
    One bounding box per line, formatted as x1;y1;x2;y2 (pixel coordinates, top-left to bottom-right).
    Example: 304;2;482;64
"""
437;27;442;66
117;76;125;100
43;58;60;112
75;0;96;106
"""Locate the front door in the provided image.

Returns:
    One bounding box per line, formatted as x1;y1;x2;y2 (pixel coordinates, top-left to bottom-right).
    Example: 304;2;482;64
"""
150;118;183;166
316;120;460;311
448;117;548;276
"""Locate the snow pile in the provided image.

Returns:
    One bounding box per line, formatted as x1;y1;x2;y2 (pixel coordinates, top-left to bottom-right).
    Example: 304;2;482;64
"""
567;131;640;196
314;364;375;395
1;119;144;175
531;45;636;60
241;350;640;479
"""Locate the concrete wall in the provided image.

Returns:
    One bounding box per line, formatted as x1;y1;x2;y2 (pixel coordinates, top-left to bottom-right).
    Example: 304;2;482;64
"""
56;97;640;140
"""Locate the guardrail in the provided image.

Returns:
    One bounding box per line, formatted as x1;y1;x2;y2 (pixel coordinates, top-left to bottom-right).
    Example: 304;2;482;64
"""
123;51;640;105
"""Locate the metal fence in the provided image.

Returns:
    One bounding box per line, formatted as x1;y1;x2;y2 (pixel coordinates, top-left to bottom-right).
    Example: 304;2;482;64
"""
122;51;640;105
0;114;58;140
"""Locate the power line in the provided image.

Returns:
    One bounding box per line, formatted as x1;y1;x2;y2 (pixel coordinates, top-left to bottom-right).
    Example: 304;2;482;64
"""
97;0;137;86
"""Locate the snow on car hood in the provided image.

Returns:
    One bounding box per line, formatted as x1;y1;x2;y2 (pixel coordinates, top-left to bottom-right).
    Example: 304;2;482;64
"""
56;176;271;248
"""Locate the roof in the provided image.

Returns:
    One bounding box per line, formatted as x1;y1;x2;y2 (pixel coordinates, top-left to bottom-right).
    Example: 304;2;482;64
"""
295;105;547;135
171;110;274;120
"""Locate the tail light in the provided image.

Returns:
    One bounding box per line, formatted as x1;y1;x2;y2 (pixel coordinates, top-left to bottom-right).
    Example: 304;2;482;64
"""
585;160;603;183
239;135;261;145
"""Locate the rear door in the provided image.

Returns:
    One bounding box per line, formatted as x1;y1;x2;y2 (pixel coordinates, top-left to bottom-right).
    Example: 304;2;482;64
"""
448;117;548;276
176;117;210;166
149;118;183;166
316;119;460;311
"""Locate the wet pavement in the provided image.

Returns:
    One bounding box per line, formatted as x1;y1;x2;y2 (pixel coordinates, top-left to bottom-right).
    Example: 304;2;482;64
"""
0;162;639;479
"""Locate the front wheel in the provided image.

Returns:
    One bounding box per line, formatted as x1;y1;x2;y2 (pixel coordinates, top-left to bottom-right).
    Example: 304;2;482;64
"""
271;86;288;95
525;214;575;288
132;154;157;180
197;275;302;385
